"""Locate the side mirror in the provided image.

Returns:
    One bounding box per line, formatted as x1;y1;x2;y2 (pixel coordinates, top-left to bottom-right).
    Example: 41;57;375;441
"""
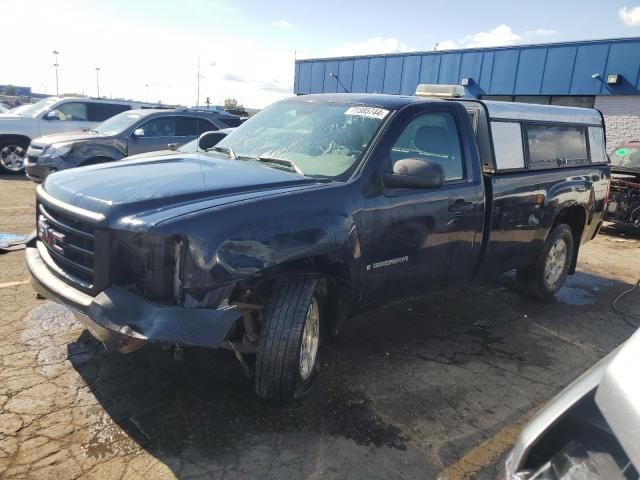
383;158;445;189
45;110;60;121
132;128;145;137
198;130;229;150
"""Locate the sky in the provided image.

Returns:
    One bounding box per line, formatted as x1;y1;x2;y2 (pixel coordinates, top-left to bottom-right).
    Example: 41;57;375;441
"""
3;0;640;108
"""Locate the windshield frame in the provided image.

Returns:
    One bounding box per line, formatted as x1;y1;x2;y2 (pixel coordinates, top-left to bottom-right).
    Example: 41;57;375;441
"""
214;98;396;182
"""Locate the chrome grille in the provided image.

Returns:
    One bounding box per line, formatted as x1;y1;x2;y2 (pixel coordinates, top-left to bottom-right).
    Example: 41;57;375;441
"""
37;203;96;288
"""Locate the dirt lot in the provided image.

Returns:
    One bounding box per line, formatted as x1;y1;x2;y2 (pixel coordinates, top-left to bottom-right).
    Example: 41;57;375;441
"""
1;175;639;480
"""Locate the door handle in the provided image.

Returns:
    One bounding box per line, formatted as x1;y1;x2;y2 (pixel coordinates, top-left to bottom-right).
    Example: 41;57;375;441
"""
448;199;474;215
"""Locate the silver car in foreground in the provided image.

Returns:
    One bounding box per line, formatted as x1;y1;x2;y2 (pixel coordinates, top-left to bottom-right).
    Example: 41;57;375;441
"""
498;328;640;479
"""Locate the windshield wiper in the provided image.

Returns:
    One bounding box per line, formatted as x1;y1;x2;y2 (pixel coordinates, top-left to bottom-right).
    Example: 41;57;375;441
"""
211;145;238;159
256;156;305;175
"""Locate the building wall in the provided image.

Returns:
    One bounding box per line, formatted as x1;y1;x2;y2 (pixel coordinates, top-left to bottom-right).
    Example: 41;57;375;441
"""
595;96;640;151
295;38;640;98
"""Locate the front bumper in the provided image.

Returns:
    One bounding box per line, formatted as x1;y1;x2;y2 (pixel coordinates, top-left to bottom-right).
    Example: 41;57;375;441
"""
25;163;52;182
24;153;58;182
26;242;245;351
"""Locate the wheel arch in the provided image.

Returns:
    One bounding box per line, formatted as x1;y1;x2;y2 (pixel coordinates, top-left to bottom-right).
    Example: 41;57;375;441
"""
0;134;32;146
235;252;355;336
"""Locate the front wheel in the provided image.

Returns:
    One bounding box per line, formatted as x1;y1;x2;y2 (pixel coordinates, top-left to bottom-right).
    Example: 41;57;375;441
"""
255;279;322;401
517;224;574;300
0;139;29;174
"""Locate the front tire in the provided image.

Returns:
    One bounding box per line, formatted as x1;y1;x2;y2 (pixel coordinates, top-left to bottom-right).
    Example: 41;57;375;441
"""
255;279;322;401
0;139;29;174
517;224;574;299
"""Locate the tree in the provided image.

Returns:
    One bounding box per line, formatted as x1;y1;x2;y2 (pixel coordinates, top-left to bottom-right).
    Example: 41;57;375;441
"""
2;85;17;96
223;98;239;110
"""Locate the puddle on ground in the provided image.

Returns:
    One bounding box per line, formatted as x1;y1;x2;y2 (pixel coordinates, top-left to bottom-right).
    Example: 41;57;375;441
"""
555;286;595;306
556;273;617;306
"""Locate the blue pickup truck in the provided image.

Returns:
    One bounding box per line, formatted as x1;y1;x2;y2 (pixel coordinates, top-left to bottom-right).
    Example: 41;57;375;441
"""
27;85;610;400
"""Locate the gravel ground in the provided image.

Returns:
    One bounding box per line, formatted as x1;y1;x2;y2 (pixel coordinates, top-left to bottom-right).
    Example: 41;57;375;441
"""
0;175;638;480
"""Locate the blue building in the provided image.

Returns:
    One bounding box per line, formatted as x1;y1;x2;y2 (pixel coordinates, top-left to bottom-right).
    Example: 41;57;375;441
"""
294;37;640;150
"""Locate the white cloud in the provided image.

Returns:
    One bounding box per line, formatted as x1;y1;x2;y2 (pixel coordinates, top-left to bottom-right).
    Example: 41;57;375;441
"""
1;0;294;109
466;24;522;48
272;20;291;28
434;40;462;50
436;24;523;50
325;37;416;57
620;5;640;26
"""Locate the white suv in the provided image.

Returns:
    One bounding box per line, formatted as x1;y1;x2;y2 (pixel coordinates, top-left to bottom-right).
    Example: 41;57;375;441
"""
0;97;161;174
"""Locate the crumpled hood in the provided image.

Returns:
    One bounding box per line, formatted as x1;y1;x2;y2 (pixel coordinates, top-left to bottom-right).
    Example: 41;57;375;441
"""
42;153;320;223
31;130;107;148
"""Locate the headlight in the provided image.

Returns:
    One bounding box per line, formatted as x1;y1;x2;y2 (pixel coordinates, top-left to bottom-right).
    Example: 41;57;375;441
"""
45;143;73;158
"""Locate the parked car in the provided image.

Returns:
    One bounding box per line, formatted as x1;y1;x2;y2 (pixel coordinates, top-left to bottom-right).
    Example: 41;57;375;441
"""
605;142;640;232
123;128;233;161
0;96;165;174
24;109;240;182
27;86;610;401
497;328;640;479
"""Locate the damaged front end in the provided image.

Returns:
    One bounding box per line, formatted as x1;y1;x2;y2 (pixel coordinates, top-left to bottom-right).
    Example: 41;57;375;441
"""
27;215;262;354
93;231;266;353
606;169;640;230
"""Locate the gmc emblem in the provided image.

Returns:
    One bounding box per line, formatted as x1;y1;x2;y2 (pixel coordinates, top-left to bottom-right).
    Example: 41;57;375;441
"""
38;218;65;254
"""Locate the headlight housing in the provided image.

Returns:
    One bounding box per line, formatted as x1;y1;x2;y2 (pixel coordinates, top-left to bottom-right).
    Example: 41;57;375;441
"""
45;142;73;158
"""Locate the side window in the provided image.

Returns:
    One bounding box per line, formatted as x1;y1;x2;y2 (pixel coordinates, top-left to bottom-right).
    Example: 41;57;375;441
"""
175;117;198;136
52;102;89;121
491;121;525;170
141;117;175;137
526;125;589;169
466;111;478;135
588;127;607;164
390;112;464;181
197;119;217;135
88;103;130;122
220;117;243;128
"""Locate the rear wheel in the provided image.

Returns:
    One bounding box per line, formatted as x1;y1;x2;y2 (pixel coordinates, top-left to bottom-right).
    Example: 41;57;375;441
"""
0;139;29;174
254;279;322;401
517;224;574;300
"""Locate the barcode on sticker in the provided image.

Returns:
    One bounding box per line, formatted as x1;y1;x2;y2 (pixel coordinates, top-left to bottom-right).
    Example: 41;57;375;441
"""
345;106;389;119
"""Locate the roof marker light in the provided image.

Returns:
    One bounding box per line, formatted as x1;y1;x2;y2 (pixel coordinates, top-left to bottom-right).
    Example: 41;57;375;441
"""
415;84;465;98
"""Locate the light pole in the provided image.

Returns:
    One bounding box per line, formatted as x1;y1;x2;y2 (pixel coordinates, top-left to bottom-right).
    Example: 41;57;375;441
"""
52;50;60;95
95;67;101;98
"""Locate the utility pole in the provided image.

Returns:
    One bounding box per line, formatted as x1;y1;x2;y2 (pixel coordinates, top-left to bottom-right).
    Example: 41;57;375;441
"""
52;50;60;95
95;67;101;98
196;57;200;108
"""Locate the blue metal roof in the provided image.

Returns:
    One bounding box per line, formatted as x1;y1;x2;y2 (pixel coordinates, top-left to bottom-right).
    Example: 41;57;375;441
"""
294;37;640;97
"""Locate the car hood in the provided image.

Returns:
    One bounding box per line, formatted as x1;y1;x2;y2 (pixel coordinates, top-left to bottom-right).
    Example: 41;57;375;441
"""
31;130;110;147
41;153;321;224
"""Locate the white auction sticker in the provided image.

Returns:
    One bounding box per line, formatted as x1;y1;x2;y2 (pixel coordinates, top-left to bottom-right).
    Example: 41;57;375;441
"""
344;106;389;119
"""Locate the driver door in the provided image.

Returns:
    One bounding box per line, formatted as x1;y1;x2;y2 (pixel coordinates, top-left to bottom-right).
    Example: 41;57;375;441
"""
361;104;484;305
127;116;182;156
40;101;93;135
